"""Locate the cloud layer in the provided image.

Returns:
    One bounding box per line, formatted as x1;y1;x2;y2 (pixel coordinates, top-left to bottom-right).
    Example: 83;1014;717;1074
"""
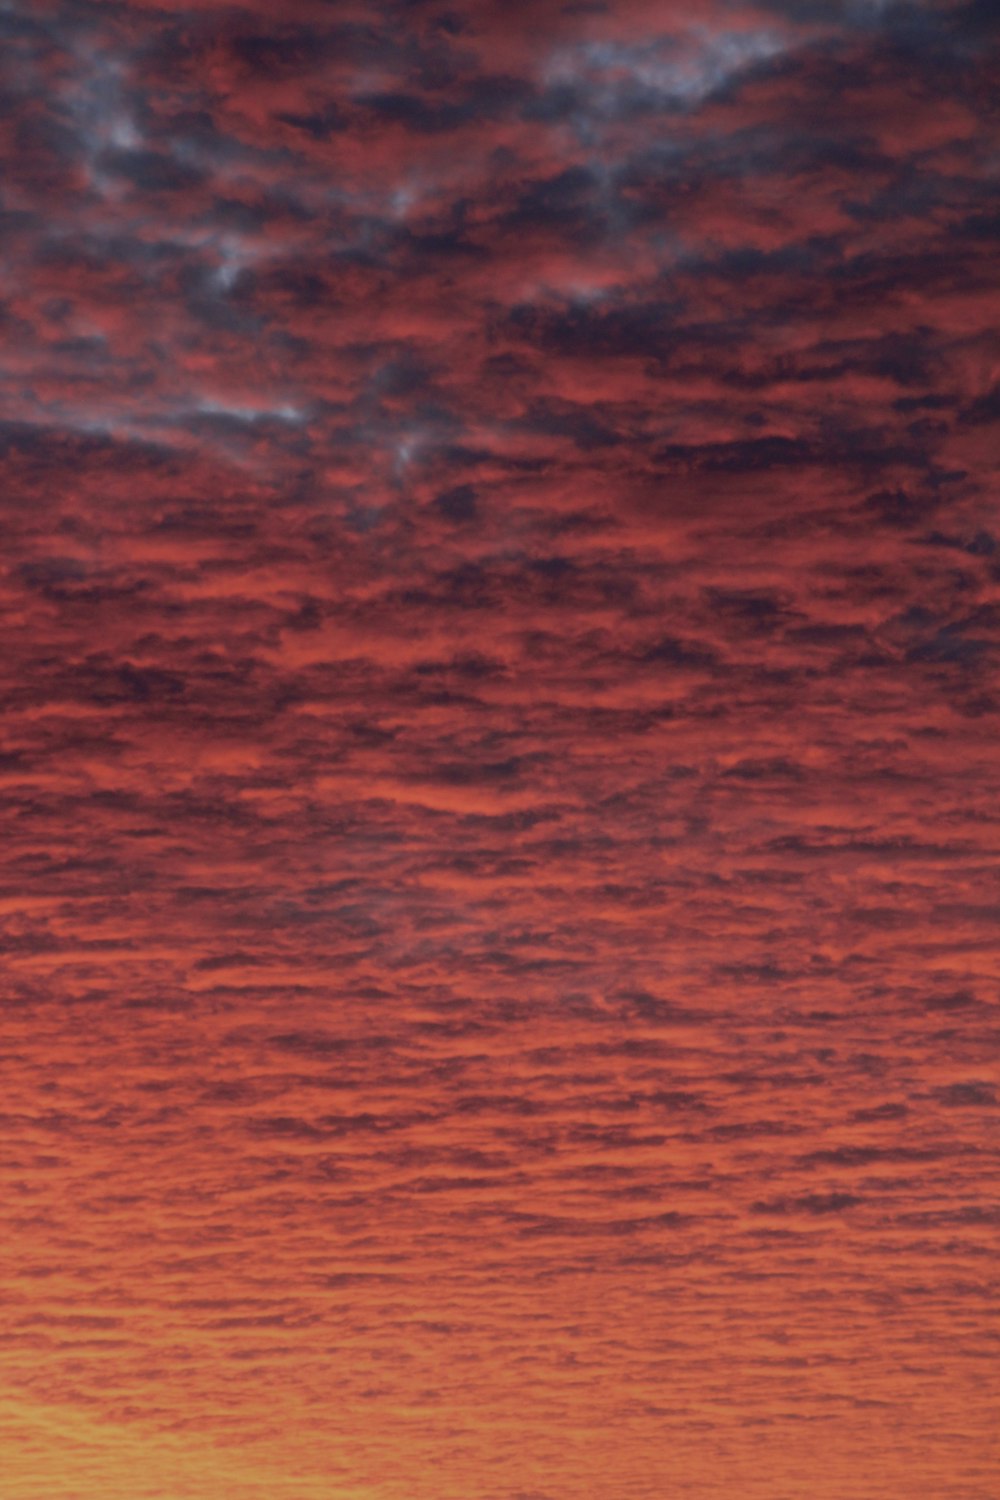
1;2;998;1497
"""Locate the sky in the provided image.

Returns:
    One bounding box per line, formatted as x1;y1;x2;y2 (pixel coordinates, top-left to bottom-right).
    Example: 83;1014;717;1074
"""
1;0;998;1497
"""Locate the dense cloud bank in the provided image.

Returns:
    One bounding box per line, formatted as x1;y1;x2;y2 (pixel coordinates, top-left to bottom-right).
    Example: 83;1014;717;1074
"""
1;2;998;1498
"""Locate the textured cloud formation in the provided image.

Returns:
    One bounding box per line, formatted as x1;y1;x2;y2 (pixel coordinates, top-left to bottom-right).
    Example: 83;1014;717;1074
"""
1;2;998;1498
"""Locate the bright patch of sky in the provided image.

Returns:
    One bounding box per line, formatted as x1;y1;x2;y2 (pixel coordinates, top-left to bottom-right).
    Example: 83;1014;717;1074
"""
543;26;786;125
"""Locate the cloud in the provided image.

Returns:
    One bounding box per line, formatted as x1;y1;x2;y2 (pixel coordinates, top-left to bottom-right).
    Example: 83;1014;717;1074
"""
1;0;998;1497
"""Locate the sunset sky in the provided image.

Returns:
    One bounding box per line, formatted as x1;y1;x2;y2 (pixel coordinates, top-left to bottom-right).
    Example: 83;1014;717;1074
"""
1;1;998;1497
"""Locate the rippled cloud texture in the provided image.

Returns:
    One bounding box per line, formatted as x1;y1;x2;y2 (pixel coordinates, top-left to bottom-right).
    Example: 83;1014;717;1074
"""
2;0;999;1496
